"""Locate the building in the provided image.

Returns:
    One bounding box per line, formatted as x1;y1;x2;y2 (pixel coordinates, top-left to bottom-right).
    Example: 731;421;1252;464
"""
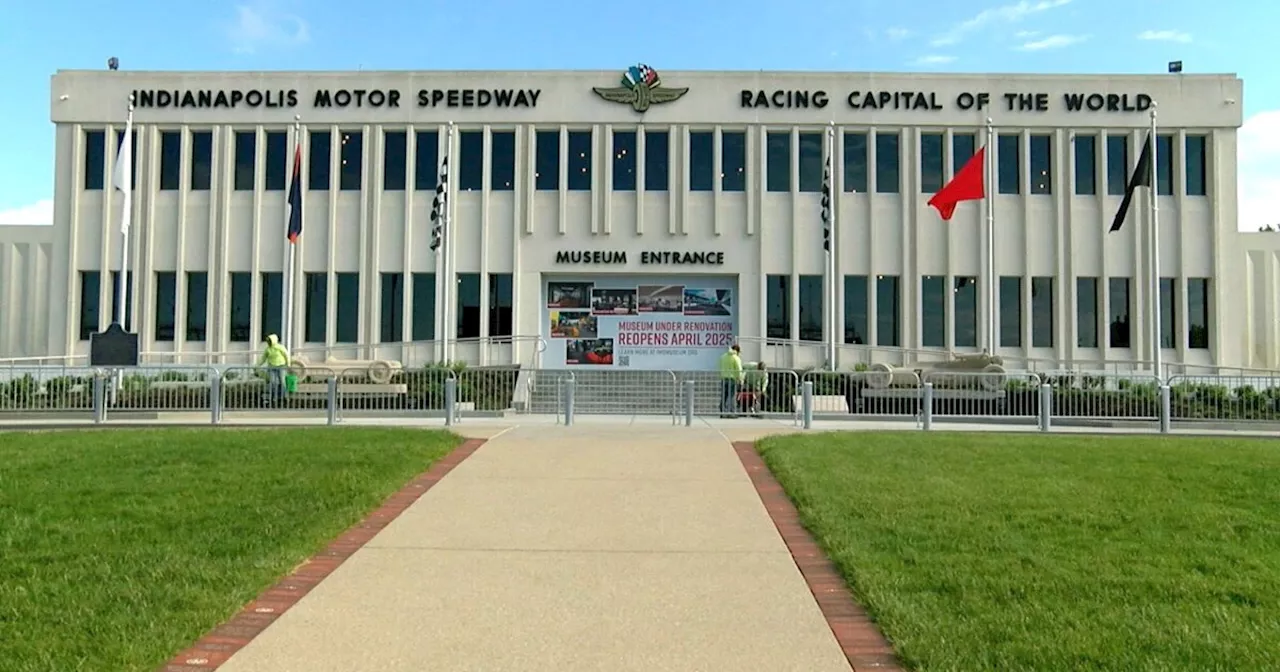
2;65;1278;373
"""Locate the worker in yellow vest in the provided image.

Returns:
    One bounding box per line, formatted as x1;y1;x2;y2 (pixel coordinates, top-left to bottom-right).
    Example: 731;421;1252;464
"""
718;344;744;418
258;334;291;405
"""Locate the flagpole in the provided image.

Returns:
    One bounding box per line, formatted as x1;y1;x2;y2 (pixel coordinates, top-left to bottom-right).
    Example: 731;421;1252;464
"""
1149;103;1162;380
115;94;135;330
283;115;300;351
442;122;455;363
985;117;996;356
827;122;837;371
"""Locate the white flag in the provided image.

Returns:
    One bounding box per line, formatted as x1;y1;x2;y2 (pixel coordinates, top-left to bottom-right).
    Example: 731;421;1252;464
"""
114;114;133;233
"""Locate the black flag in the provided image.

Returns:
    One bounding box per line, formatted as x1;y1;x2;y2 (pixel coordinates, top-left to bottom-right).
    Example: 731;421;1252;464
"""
1109;132;1152;233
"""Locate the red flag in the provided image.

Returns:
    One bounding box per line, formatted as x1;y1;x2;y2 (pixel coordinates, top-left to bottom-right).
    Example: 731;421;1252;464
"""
928;146;986;221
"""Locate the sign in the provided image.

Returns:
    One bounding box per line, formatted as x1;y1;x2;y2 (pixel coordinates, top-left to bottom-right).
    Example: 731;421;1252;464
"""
543;276;737;371
554;250;725;265
591;63;688;113
739;89;1154;113
130;88;542;110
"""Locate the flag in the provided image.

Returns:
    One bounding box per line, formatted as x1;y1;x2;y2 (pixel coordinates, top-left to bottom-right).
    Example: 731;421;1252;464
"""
928;146;986;221
113;117;133;233
1109;132;1153;233
820;151;832;253
286;142;303;243
429;155;449;252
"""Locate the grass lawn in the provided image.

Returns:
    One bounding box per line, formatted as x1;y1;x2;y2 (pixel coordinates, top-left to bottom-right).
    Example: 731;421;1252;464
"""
758;431;1280;671
0;427;461;672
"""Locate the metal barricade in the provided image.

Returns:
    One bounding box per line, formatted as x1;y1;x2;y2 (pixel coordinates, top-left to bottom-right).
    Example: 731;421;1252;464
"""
0;364;98;416
799;369;924;419
1165;374;1280;425
923;370;1043;423
333;365;456;420
676;369;800;423
1040;371;1163;425
558;369;679;420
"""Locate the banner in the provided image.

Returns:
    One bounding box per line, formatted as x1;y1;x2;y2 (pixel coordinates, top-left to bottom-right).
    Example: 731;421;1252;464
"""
542;275;738;370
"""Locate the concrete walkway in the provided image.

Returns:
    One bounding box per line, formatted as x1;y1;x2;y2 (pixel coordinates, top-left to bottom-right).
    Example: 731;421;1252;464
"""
211;424;854;672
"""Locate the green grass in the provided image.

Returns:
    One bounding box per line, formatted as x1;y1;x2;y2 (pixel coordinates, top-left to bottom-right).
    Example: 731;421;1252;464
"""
758;432;1280;671
0;427;462;672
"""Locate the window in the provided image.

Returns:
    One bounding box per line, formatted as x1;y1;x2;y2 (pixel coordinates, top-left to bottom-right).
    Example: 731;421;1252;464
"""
999;276;1021;347
488;273;513;337
84;130;105;190
798;132;823;193
234;131;256;191
766;131;790;192
920;133;944;193
111;271;134;331
191;131;213;191
339;130;362;191
78;271;101;340
535;130;559;190
952;134;976;174
766;275;790;339
229;272;252;342
1106;135;1128;196
689;131;713;192
997;134;1020;195
1076;277;1099;348
645;130;669;191
412;273;435;340
304;272;327;342
1187;277;1210;349
567;130;592;191
265;131;287;191
414;130;439;190
921;276;946;347
1159;277;1176;349
1185;135;1207;196
380;273;404;342
1073;135;1096;195
843;132;868;193
309;131;331;191
260;272;283;342
384;131;407;191
459;130;483;191
335;273;359;343
1031;277;1054;347
798;275;823;342
115;129;138;191
1029;134;1051;194
1108;277;1131;348
876;275;900;347
491;131;516;191
155;272;177;342
875;132;900;194
186;272;208;342
1155;134;1174;196
456;273;481;338
612;130;636;191
722;131;746;191
955;276;978;348
844;275;868;344
160;131;181;191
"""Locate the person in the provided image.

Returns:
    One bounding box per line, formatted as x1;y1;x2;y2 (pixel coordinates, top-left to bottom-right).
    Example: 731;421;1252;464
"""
718;344;744;418
258;334;290;404
743;361;769;418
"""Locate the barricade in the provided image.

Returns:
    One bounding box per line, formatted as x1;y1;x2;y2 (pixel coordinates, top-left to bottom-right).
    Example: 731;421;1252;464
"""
799;369;924;419
1165;374;1280;425
677;369;800;422
556;369;680;420
1039;371;1164;426
0;365;98;415
923;370;1043;422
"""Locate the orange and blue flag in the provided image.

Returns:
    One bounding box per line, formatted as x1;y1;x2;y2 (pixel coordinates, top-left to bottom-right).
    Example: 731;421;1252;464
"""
286;143;303;243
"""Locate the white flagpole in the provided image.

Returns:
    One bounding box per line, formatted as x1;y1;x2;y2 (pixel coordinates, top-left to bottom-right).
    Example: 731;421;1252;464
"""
283;116;300;351
826;122;837;370
114;95;135;329
442;122;456;363
1149;103;1162;380
985;117;996;356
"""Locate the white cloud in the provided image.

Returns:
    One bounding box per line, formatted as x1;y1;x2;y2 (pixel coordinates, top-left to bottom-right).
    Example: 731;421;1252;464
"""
0;199;52;226
1015;30;1041;39
225;2;309;54
885;27;911;41
931;0;1071;46
1138;29;1192;43
910;55;958;66
1018;34;1088;50
1238;111;1280;231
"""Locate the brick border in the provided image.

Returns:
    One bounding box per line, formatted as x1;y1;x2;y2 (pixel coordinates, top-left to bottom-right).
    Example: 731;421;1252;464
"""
733;442;905;672
158;437;487;671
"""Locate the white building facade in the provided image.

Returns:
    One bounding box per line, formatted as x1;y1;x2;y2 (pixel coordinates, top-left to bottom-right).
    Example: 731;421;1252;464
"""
3;66;1276;373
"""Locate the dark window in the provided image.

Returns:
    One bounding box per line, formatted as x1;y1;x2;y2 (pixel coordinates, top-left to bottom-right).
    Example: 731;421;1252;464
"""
234;131;256;191
875;132;900;194
689;131;713;192
384;131;407;191
1076;277;1099;348
155;272;177;342
229;272;252;342
304;272;327;342
843;132;868;193
645;130;669;191
1159;277;1176;349
492;131;516;191
1185;135;1207;196
1106;135;1129;196
335;272;359;343
999;276;1021;347
1108;277;1131;348
339;131;362;191
414;130;439;191
457;273;481;338
78;271;101;340
798;275;823;342
1031;277;1054;347
844;275;868;344
488;273;513;337
876;275;900;347
1187;278;1210;349
309;131;331;191
997;134;1020;195
115;129;138;191
922;276;946;347
567;130;592;191
798;132;823;193
459;130;483;191
766;132;790;192
380;273;404;343
766;275;790;340
186;271;208;342
265;131;287;191
160;131;181;191
954;276;978;348
412;273;435;340
920;133;944;193
260;272;283;342
1155;134;1174;196
110;271;134;331
716;131;745;192
1073;135;1096;195
191;131;213;191
612;130;636;191
952;134;976;174
1029;134;1052;194
535;130;559;190
84;130;105;190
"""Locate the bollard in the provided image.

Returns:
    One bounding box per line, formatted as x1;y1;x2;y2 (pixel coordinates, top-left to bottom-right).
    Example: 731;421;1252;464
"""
1159;385;1171;434
1038;383;1052;431
444;377;457;426
684;379;695;427
801;380;814;430
326;378;338;426
210;375;223;425
564;378;576;426
92;375;106;424
921;382;934;430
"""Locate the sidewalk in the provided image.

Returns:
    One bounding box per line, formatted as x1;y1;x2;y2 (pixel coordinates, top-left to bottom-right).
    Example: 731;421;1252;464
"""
202;425;858;672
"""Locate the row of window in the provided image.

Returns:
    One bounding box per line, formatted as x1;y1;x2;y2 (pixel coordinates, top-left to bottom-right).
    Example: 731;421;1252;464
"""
83;127;1211;198
766;274;1211;350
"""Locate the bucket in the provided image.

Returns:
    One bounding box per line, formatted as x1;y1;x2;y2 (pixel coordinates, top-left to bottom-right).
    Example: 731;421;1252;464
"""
284;374;298;393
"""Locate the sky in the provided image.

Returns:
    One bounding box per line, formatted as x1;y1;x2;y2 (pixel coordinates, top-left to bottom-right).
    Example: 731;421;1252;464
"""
0;0;1275;230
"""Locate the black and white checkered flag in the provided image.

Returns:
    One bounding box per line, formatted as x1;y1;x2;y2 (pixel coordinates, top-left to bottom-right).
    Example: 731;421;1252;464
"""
820;150;832;253
429;155;449;252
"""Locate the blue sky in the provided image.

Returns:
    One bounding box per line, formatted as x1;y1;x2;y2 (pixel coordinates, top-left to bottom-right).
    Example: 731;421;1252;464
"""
1;0;1275;228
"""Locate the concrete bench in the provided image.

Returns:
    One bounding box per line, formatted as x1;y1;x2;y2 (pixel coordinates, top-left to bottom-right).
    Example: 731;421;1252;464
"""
793;394;849;413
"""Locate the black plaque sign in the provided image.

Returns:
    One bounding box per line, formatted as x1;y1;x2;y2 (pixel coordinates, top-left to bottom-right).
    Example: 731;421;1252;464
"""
89;323;140;367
